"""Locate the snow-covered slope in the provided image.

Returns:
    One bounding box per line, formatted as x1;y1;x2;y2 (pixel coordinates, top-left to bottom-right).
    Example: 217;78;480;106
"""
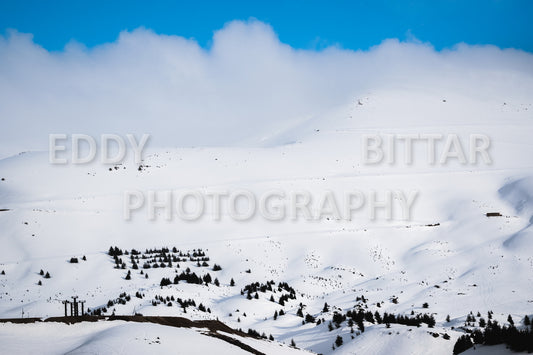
0;89;532;354
0;320;311;354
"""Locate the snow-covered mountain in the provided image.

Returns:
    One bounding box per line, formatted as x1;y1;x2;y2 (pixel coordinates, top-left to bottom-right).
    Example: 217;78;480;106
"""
1;88;533;354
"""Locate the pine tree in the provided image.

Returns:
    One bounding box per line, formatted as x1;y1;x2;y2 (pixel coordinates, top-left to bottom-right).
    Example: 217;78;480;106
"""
453;335;473;354
274;310;278;320
446;315;451;322
427;314;436;328
203;273;212;284
322;302;329;313
335;335;343;347
290;339;296;347
375;311;382;324
508;314;514;326
305;314;316;323
472;329;484;344
524;315;531;326
357;319;365;332
44;272;50;278
230;278;235;286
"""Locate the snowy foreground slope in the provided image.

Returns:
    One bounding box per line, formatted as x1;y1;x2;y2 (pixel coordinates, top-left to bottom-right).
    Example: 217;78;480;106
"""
0;89;533;354
0;320;311;354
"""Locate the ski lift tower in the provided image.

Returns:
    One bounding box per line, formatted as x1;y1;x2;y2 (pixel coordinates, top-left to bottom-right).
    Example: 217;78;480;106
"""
62;296;86;317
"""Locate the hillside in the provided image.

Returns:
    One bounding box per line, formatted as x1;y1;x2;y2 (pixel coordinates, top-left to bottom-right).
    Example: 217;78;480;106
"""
0;89;532;354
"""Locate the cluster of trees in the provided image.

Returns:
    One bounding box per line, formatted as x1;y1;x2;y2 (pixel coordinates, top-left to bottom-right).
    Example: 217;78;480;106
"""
240;280;297;305
380;312;436;328
355;295;368;303
324;308;436;332
151;295;210;313
273;309;286;320
108;246;220;272
139;251;180;269
453;317;533;354
108;246;124;256
242;280;276;294
334;335;343;349
143;247;209;262
159;269;220;286
304;313;316;324
69;256;86;263
152;294;192;307
112;244;229;288
143;261;172;269
112;254;126;269
277;292;297;305
88;292;131;316
87;307;106;316
278;282;296;294
245;328;273;341
110;292;131;306
39;269;51;278
107;245;227;286
305;301;438;350
242;280;273;300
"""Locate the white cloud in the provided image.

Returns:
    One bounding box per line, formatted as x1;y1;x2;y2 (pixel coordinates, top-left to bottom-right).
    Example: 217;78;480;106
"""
0;19;532;157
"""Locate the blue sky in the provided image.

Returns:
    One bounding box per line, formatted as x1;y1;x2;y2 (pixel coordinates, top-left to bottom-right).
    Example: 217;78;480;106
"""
0;0;532;52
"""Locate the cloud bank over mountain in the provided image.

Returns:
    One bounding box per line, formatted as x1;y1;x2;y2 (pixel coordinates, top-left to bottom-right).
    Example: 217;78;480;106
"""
0;19;532;157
